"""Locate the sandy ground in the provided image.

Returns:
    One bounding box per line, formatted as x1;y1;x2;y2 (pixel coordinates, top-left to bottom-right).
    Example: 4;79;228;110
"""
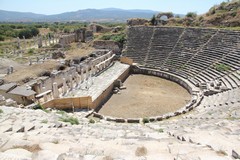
99;74;191;118
0;58;24;74
3;60;59;83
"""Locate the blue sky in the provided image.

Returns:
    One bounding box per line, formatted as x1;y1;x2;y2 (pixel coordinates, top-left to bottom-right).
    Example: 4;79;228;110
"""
0;0;226;15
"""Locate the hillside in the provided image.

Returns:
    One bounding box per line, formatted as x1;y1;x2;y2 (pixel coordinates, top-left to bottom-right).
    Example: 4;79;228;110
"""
163;0;240;28
0;10;45;22
0;8;158;22
202;0;240;27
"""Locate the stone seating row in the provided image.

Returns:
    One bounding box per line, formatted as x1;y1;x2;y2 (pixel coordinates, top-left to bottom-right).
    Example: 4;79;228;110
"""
146;87;240;158
124;26;240;90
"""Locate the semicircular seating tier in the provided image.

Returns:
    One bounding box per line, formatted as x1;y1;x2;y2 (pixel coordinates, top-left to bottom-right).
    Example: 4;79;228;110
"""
123;26;240;90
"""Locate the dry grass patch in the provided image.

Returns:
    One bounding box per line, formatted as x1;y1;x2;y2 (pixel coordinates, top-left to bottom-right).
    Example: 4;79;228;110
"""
65;44;95;60
13;144;41;153
135;146;147;157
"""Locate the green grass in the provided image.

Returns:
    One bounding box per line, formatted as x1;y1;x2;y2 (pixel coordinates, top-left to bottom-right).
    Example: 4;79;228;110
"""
0;109;3;114
158;128;164;133
218;26;240;31
214;63;231;72
41;119;48;124
33;103;50;113
99;32;126;45
59;116;79;125
56;110;66;115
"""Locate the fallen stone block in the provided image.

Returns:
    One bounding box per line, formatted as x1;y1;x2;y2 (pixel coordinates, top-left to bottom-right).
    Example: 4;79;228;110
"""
232;149;240;159
127;118;140;123
93;112;104;119
115;118;125;123
149;117;156;122
156;116;163;121
106;117;116;122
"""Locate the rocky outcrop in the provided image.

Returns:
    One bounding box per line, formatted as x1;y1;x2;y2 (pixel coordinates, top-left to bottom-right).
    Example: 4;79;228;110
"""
127;18;149;26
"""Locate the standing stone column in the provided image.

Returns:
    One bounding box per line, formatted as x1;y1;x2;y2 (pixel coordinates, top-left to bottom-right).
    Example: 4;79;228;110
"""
23;36;27;49
75;74;80;87
107;58;111;66
91;65;95;76
7;68;10;75
48;35;51;46
62;78;68;94
53;82;59;98
89;69;92;78
52;35;55;45
44;36;47;47
17;37;20;49
33;36;36;46
81;68;84;83
69;75;73;90
38;36;42;48
104;61;107;69
29;58;32;65
86;66;89;80
42;87;48;102
36;57;39;63
55;34;58;44
10;66;13;73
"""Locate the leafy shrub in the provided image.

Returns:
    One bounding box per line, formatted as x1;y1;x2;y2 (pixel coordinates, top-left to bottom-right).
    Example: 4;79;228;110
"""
142;118;149;124
150;14;156;25
0;35;4;41
89;119;95;124
28;48;35;54
186;12;197;18
158;128;164;133
63;27;71;33
33;103;44;110
18;27;39;39
59;116;79;125
33;104;49;113
49;26;57;32
100;33;126;45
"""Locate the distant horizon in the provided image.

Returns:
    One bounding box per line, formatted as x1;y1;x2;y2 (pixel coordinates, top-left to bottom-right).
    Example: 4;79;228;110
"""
0;0;227;15
0;8;163;16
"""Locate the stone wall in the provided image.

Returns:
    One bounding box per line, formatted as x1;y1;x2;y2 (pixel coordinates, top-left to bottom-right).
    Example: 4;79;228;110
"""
131;65;196;94
31;50;115;104
120;56;133;65
93;40;120;53
42;96;92;109
92;66;130;109
58;34;76;46
91;65;202;123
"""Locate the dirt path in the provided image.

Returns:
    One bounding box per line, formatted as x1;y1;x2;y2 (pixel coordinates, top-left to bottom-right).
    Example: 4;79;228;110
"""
99;74;191;118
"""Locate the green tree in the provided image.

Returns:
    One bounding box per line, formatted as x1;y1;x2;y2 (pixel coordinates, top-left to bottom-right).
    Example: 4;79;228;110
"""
150;15;157;25
30;27;39;36
186;12;197;18
0;35;4;41
49;26;57;32
63;27;71;33
18;27;39;39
